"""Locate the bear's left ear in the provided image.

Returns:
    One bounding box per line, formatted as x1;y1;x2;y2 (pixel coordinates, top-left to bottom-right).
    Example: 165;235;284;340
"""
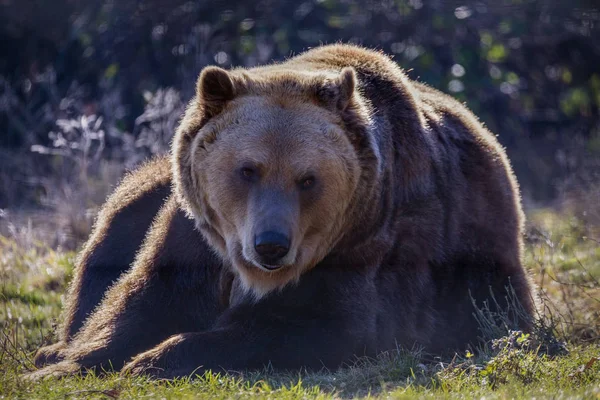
315;67;356;111
196;66;237;118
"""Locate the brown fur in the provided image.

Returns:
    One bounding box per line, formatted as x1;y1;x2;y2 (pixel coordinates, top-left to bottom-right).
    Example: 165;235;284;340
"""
29;44;534;380
32;157;172;367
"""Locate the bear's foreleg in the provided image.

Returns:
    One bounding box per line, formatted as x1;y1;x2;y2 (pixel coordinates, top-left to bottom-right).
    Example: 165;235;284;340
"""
26;197;226;380
121;268;378;379
34;158;172;368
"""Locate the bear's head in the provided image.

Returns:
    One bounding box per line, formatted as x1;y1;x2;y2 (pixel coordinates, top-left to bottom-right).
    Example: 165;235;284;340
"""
173;65;376;297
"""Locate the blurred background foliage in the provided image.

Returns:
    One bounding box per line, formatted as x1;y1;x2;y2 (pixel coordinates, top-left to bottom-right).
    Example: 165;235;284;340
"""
0;0;599;213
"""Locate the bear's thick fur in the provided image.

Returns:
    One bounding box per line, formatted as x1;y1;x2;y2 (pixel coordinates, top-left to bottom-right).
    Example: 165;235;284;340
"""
29;44;534;380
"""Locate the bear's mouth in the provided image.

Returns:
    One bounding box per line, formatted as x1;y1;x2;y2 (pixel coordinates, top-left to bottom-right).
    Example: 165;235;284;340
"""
235;250;286;272
259;263;283;271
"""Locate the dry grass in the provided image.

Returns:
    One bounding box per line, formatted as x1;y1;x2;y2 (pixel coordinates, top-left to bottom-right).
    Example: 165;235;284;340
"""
1;188;599;398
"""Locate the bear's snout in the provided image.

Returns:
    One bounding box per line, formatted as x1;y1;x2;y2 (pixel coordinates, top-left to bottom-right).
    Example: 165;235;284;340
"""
254;231;290;267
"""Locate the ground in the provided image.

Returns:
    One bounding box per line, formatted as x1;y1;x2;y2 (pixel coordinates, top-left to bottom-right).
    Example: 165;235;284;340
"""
1;207;599;399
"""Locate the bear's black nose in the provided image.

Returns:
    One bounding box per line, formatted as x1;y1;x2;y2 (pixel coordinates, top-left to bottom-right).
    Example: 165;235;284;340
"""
254;231;290;264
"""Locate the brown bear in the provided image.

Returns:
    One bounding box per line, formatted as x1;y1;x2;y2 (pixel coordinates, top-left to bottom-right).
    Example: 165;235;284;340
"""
28;44;534;380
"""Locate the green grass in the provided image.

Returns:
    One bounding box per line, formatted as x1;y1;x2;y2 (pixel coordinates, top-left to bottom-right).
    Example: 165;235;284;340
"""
1;210;600;399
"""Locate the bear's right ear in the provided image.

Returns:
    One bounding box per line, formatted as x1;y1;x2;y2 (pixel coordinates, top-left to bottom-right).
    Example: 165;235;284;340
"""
196;66;236;118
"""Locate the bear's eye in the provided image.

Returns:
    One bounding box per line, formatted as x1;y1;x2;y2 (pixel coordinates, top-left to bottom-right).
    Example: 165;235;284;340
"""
299;176;316;190
240;166;257;181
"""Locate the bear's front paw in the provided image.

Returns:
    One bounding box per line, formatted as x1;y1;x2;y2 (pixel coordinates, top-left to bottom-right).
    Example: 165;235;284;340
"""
121;334;195;380
121;348;169;379
33;342;68;368
22;360;82;382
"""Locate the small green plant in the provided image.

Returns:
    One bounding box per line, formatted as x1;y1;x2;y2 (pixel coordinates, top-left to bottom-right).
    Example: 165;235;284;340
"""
479;331;545;388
